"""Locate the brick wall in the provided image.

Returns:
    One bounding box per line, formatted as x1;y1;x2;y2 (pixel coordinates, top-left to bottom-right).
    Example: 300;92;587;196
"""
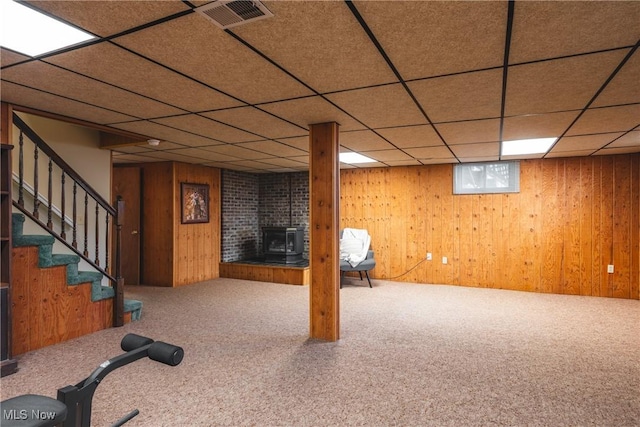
221;170;309;261
221;170;259;262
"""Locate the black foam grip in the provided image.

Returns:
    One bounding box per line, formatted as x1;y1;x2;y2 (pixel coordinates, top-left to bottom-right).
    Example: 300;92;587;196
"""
148;341;184;366
121;333;154;352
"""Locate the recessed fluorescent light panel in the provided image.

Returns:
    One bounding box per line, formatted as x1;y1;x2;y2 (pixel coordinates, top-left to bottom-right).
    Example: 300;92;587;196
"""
339;152;376;164
0;0;95;56
501;138;557;156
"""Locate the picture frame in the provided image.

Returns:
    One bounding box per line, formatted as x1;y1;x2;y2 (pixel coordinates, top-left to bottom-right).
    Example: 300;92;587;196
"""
181;182;210;224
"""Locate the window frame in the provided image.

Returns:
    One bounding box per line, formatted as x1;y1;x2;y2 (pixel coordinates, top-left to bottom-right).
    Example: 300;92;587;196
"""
453;161;520;195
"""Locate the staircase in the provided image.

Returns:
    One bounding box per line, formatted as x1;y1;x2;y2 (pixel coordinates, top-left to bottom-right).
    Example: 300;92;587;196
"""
11;212;141;355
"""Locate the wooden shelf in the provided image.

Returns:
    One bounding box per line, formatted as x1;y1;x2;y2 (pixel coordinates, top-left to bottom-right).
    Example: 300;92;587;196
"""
1;143;17;376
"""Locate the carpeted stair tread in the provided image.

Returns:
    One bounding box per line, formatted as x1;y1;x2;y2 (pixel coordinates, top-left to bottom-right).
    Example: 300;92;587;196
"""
11;213;25;237
68;271;103;285
12;213;142;321
48;254;81;267
124;299;143;321
13;234;55;247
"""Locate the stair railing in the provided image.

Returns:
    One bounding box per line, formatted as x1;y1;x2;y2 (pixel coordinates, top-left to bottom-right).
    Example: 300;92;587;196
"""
11;113;125;327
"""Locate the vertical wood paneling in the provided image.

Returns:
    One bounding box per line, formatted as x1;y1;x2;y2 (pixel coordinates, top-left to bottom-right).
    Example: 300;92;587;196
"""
174;163;221;287
141;162;220;287
339;154;639;299
541;160;562;294
612;156;632;298
600;157;615;297
580;158;594;295
11;246;113;355
309;122;340;341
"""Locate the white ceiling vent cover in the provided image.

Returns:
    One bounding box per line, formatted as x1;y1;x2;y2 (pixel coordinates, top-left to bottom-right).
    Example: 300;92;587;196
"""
195;1;273;29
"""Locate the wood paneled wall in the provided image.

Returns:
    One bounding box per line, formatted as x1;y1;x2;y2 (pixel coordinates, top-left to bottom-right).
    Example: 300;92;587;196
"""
340;155;639;299
173;163;221;286
141;162;221;287
11;247;113;355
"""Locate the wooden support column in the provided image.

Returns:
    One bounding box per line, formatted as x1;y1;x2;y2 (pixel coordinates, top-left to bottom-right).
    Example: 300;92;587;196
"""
309;122;340;341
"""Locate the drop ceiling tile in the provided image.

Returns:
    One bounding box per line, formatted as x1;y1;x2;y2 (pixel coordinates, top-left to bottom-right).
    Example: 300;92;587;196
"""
200;144;274;160
550;133;625;154
360;149;414;162
152;114;258;143
326;84;427;128
1;48;29;67
408;69;503;122
339;130;396;152
289;155;310;165
45;43;243;113
235;140;307;157
257;157;308;169
165;147;243;162
567;104;640;136
232;1;397;92
274;136;309;152
510;1;640;63
595;146;640;156
502;111;579;141
110;120;223;148
202;107;305;139
2;61;183;119
25;0;191;37
259;96;364;131
457;156;500;163
1;80;137;124
506;50;629;116
224;160;282;170
420;157;457;165
435;119;500;145
376;125;442;148
114;13;313;104
355;1;507;79
385;159;422;167
450;142;500;159
592;52;640;108
403;145;455;161
608;131;640;148
141;150;203;163
111;145;155;154
545;150;595;159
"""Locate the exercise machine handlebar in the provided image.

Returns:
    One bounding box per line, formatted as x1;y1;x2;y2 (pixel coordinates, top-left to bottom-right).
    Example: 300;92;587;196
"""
59;333;184;427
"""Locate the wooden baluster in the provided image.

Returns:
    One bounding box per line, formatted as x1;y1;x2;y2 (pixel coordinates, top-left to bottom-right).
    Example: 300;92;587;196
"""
47;157;53;229
18;130;24;207
104;213;110;272
94;201;100;266
60;171;66;239
83;192;89;257
114;197;125;327
33;144;39;219
72;182;78;248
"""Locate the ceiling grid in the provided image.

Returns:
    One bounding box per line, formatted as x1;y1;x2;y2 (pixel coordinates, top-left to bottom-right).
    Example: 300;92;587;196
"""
0;0;637;172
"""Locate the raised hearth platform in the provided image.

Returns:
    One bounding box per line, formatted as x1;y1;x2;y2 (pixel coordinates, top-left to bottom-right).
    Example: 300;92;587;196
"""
219;259;309;286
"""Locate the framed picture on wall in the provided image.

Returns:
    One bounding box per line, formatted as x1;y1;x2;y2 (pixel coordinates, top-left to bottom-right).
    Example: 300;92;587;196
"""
181;182;210;224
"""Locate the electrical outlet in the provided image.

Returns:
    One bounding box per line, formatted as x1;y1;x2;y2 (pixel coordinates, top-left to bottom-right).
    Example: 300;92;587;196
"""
607;265;614;274
426;252;432;260
442;256;448;264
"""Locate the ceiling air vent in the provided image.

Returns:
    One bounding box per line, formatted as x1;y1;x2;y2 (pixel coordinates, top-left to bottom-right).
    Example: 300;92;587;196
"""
195;0;273;29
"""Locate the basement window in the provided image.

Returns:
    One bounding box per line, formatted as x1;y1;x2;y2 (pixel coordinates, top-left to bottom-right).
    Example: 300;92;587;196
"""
453;161;520;194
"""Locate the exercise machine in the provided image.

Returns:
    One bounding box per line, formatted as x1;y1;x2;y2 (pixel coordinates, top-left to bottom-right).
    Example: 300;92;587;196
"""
1;334;184;427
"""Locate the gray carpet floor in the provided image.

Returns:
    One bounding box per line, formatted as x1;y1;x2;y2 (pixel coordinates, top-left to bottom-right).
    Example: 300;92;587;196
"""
1;278;638;426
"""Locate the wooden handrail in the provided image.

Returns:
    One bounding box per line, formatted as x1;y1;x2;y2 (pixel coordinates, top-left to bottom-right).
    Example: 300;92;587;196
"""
11;112;124;327
12;114;116;216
